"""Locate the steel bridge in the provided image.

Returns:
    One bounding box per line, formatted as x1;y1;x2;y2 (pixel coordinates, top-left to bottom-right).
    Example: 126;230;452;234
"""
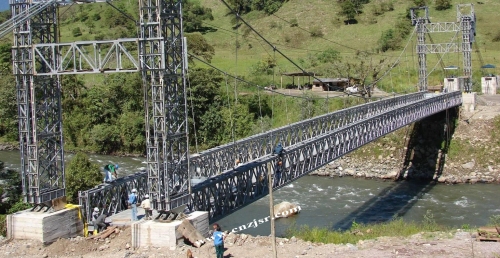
4;1;466;223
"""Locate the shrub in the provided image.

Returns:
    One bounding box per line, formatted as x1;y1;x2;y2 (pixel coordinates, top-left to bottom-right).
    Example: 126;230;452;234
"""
72;27;82;37
309;26;324;38
65;152;102;203
435;0;451;11
290;18;298;27
492;30;500;42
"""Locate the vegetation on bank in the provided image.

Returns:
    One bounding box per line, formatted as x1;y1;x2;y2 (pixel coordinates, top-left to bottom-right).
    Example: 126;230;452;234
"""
285;211;449;245
0;161;32;236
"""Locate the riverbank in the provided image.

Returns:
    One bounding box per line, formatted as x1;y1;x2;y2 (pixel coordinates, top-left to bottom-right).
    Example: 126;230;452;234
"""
311;106;500;185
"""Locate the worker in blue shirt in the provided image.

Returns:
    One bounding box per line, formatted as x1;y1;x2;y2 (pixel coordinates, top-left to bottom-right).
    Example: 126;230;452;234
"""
128;188;138;221
212;223;225;258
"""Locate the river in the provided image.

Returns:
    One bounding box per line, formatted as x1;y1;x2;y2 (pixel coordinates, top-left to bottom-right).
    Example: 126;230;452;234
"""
1;150;499;236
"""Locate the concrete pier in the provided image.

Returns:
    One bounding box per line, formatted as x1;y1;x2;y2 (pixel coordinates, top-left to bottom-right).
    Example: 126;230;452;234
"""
462;92;476;112
131;211;209;250
6;207;84;243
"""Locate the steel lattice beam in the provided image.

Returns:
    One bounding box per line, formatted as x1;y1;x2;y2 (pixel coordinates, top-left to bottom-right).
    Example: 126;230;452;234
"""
191;92;462;221
11;0;65;204
33;39;142;75
139;0;190;211
191;93;427;177
423;22;460;32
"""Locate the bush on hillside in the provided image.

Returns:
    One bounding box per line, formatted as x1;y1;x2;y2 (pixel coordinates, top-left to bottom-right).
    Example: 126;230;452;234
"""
309;26;324;38
65;152;102;203
435;0;451;11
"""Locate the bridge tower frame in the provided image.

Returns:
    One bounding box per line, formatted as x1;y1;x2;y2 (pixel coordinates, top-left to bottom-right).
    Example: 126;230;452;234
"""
10;0;191;210
11;0;65;205
410;4;476;92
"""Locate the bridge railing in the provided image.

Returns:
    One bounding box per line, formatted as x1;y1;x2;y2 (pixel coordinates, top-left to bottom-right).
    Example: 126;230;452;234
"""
191;92;426;177
78;171;148;222
190;92;462;221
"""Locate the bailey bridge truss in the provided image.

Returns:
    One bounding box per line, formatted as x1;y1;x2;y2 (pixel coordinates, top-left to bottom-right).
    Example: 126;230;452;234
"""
10;0;190;210
411;4;475;92
79;91;462;222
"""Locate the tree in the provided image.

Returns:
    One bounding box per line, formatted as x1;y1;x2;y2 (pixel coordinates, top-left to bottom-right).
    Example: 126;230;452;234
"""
72;27;82;37
185;33;215;63
65;152;101;203
340;1;356;21
413;0;427;7
0;161;22;214
0;43;17;141
183;0;214;33
435;0;451;11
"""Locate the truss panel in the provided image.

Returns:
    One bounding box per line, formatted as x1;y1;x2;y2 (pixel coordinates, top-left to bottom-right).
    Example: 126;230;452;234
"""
423;22;460;32
421;43;460;53
191;92;462;221
191;92;426;177
78;171;148;222
33;39;142;75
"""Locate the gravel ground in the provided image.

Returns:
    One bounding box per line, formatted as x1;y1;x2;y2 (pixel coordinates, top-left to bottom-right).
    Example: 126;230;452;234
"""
1;227;500;258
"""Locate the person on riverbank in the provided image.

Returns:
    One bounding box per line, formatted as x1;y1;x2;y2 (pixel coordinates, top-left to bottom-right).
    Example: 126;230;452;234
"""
212;223;225;258
103;164;119;183
128;188;138;221
140;194;152;220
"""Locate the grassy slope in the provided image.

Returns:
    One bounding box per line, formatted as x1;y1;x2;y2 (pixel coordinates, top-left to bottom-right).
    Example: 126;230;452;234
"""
198;0;500;89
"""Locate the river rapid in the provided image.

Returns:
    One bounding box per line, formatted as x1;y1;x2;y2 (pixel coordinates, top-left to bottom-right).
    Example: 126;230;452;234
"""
1;150;499;236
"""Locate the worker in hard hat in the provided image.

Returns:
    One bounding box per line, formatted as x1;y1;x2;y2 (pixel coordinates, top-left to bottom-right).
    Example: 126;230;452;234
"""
92;207;99;224
128;188;138;221
274;161;283;187
140;194;152;220
234;159;242;169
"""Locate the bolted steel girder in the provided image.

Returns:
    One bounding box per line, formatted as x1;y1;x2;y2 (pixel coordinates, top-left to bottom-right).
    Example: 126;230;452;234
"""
191;92;462;221
190;92;427;177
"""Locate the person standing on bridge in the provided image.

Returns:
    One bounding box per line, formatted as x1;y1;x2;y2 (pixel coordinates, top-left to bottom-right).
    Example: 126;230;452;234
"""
273;143;285;159
128;188;138;221
103;164;119;183
140;194;152;220
212;223;225;258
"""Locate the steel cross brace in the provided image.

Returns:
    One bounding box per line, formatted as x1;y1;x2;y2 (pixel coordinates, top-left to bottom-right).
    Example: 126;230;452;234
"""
190;92;462;221
33;38;143;75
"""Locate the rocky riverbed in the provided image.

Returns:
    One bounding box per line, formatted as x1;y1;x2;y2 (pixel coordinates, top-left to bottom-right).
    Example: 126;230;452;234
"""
310;106;500;185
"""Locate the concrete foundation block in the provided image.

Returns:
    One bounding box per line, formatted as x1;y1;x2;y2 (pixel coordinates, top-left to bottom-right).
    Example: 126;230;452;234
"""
6;207;84;243
462;92;476;112
131;211;209;250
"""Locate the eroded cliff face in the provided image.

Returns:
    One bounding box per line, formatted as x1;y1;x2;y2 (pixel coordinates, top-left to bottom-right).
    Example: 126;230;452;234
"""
311;106;500;184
